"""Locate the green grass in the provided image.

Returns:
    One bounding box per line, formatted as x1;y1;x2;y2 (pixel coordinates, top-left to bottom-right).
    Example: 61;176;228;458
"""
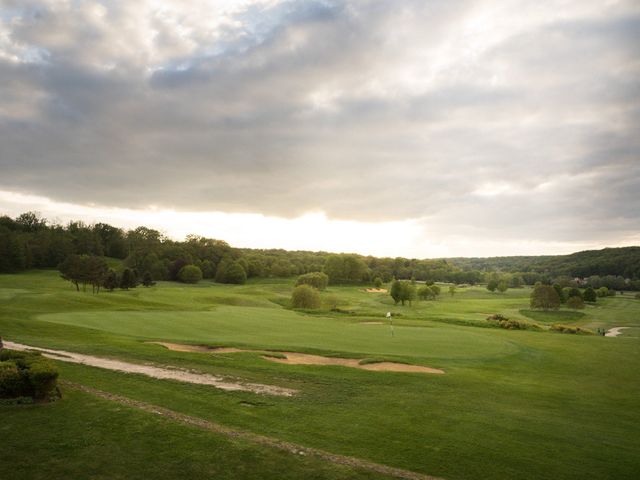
0;389;386;480
1;270;639;480
520;309;586;324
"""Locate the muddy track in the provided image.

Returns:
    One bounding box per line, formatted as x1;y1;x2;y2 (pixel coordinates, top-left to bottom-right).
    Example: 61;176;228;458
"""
61;381;444;480
5;341;295;397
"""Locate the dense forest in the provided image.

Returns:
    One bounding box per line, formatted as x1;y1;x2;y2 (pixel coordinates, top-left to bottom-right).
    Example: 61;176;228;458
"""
1;212;639;290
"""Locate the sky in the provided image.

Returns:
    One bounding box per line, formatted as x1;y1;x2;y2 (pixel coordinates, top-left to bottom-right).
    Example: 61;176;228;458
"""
1;0;639;258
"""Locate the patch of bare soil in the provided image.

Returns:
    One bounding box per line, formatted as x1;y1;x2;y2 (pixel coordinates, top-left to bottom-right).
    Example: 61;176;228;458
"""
148;342;247;354
365;288;388;293
5;341;295;397
61;381;444;480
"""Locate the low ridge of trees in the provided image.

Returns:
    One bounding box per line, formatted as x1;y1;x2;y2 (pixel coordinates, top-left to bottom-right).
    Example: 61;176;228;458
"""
3;212;640;290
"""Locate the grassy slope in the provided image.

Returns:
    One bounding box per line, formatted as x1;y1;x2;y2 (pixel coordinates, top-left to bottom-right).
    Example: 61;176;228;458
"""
1;271;639;480
0;389;387;480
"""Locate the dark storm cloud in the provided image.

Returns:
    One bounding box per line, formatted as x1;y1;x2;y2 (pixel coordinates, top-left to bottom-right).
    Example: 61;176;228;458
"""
0;0;639;246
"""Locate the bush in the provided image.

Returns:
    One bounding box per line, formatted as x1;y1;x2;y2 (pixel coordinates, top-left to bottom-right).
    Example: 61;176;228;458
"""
0;351;59;400
0;361;22;398
550;324;594;335
28;359;59;399
373;277;383;288
178;264;203;284
486;314;509;321
291;284;321;309
486;314;540;330
296;272;329;291
530;284;561;310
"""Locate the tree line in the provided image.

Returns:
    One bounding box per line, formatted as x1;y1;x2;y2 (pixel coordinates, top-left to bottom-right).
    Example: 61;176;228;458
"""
1;212;639;289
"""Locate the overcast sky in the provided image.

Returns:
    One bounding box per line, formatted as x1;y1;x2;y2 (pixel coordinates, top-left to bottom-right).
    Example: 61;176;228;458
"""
1;0;639;257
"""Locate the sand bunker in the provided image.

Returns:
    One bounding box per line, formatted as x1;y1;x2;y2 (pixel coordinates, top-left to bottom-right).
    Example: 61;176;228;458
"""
151;342;444;374
5;341;295;397
148;342;248;354
359;321;384;325
264;353;444;374
365;288;388;293
605;327;630;337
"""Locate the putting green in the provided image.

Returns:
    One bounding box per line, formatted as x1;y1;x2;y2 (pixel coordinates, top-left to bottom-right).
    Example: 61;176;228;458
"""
38;306;518;361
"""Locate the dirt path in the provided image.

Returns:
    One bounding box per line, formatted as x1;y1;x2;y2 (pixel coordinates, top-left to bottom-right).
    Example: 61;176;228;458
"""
605;327;630;337
5;341;296;397
150;342;445;374
61;381;444;480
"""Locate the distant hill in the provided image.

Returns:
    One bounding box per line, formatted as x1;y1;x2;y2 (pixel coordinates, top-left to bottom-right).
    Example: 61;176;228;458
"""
447;247;640;278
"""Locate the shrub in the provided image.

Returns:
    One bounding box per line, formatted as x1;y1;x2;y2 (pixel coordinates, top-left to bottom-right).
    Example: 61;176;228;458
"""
296;272;329;291
486;314;540;330
550;324;594;335
28;359;59;399
0;361;22;398
291;284;321;309
373;277;383;288
178;264;203;284
0;351;59;400
486;314;509;321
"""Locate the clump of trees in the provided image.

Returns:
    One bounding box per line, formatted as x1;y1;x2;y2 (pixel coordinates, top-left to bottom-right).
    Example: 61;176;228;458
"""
59;254;108;293
291;284;321;309
530;284;561;310
418;284;441;300
390;280;416;306
58;256;147;292
296;272;329;291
